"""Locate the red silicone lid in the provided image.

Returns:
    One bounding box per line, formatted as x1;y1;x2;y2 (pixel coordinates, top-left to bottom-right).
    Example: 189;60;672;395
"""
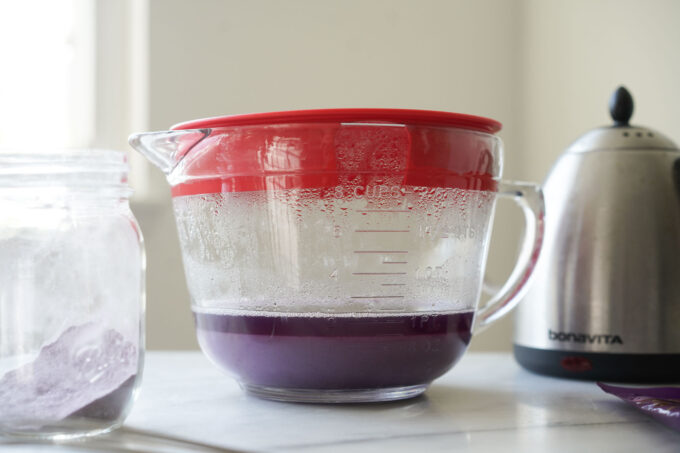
171;108;502;134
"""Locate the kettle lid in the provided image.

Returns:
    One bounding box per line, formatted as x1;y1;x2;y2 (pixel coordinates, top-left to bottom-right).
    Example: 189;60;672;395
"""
566;86;677;153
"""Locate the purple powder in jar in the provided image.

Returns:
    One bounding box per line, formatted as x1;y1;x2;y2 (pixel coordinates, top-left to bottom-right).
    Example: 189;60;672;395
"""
0;323;138;429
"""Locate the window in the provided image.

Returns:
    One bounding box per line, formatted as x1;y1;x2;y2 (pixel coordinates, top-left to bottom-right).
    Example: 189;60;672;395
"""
0;0;153;199
0;0;94;148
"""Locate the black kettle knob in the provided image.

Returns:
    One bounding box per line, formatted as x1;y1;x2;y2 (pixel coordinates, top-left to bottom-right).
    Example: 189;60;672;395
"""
609;86;634;126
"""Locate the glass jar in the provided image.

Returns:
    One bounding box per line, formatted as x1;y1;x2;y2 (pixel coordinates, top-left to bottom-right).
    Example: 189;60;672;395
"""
0;150;144;439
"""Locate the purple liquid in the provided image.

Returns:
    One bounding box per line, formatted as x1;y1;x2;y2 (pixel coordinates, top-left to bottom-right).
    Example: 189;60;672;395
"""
194;311;474;389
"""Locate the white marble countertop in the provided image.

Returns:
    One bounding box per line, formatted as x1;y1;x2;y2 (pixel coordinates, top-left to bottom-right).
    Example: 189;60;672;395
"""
2;351;679;452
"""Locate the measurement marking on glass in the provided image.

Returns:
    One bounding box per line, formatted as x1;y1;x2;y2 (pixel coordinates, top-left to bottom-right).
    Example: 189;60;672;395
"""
352;272;407;275
354;229;410;233
350;295;405;299
381;283;406;286
383;261;408;264
354;250;408;254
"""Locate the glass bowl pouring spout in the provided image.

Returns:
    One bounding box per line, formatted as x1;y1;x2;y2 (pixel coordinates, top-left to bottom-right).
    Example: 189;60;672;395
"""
128;129;210;175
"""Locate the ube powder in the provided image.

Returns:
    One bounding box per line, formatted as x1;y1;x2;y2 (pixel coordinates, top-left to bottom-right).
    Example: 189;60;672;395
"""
0;323;138;430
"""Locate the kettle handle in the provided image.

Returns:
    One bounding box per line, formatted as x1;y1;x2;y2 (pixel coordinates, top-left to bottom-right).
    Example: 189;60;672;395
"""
474;181;545;333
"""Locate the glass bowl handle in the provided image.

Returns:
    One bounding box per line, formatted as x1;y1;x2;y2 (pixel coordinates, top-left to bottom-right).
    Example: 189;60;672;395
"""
474;181;545;333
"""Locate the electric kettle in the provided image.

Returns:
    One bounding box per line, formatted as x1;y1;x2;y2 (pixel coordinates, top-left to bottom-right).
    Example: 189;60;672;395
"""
514;87;680;382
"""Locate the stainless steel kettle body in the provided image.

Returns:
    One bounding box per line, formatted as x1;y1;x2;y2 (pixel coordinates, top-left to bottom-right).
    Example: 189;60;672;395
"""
514;87;680;381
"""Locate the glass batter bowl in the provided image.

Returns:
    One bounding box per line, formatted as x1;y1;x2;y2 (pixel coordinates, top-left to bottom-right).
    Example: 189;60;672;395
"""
130;109;544;403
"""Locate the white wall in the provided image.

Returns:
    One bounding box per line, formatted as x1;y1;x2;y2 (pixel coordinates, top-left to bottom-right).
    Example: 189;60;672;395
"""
134;0;680;351
519;0;680;184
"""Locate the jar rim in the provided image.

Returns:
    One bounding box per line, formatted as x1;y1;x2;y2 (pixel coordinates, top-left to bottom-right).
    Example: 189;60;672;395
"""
0;149;131;193
0;148;129;175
